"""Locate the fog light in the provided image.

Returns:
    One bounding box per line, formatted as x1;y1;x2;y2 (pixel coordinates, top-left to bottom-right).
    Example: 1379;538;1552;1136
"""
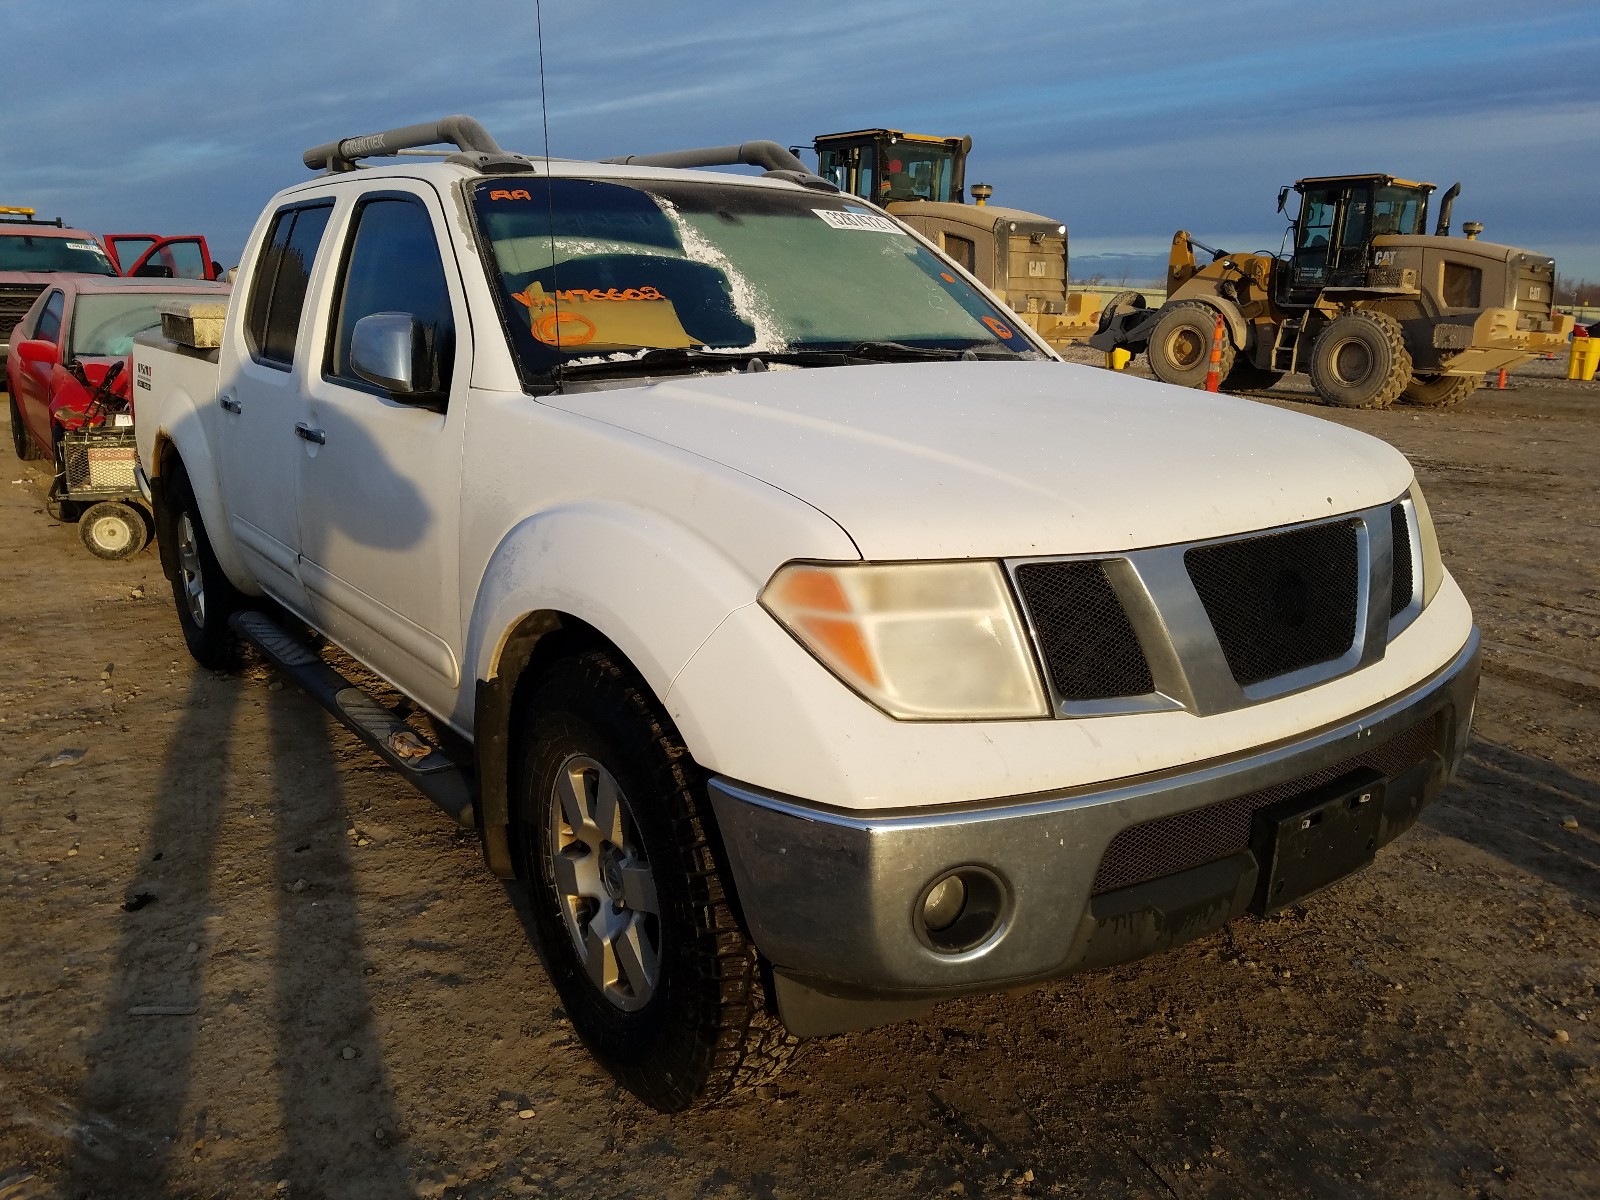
922;875;967;932
915;867;1009;954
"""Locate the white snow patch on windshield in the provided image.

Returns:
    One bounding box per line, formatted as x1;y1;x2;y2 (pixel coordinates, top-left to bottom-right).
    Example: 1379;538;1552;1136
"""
651;196;785;354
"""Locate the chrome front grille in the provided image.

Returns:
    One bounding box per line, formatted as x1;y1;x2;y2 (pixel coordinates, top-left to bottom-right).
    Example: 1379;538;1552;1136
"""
1013;559;1153;701
1184;520;1360;687
1008;498;1417;719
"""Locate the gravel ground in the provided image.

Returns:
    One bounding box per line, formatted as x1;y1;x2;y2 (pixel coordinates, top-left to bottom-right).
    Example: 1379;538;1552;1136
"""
1;362;1596;1199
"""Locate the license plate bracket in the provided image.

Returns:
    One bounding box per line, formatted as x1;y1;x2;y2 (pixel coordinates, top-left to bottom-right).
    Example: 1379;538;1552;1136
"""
1251;767;1385;914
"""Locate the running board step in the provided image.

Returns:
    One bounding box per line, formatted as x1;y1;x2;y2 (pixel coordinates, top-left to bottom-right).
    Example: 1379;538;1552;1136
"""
230;610;476;829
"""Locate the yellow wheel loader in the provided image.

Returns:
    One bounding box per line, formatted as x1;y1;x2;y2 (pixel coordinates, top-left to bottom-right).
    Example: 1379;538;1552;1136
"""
810;129;1099;348
1089;174;1572;409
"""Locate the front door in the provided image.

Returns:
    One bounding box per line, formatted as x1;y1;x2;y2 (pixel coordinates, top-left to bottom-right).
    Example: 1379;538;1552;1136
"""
218;201;335;613
296;185;467;715
14;289;64;445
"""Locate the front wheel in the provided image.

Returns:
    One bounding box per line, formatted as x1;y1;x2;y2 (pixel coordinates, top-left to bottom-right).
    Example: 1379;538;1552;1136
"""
168;472;243;668
513;647;795;1111
1400;372;1478;408
10;397;45;461
1146;301;1235;389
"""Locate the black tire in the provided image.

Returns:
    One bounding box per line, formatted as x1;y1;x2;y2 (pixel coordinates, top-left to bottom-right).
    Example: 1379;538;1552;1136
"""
1400;372;1478;408
512;646;795;1112
10;397;45;461
167;469;244;669
78;501;148;560
1308;310;1411;409
1146;301;1235;389
1222;359;1284;393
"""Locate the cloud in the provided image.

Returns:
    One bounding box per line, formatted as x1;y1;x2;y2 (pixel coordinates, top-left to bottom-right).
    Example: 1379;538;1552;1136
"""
6;0;1595;277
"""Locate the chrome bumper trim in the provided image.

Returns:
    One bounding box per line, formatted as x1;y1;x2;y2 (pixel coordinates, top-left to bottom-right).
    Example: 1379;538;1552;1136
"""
709;628;1480;999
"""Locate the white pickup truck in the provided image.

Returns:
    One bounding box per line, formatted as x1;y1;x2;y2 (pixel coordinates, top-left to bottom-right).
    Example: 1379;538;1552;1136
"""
133;116;1480;1112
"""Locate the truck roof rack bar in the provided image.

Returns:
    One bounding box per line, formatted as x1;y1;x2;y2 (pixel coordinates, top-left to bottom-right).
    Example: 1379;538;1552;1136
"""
601;140;835;189
303;115;515;172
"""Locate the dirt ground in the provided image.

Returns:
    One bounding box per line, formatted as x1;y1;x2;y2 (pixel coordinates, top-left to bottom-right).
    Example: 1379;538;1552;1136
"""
2;361;1596;1200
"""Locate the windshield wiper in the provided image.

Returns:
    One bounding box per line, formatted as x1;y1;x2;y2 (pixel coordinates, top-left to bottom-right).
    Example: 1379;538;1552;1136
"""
550;340;1032;383
554;347;773;379
847;341;1036;362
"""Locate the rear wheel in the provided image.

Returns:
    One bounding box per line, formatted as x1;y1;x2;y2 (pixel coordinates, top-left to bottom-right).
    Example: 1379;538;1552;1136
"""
513;647;795;1112
1308;310;1410;409
1147;302;1235;389
10;397;44;461
1400;372;1478;408
168;472;243;668
79;501;148;560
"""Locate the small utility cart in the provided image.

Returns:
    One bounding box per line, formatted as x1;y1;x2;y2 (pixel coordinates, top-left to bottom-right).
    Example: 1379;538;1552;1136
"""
53;359;151;559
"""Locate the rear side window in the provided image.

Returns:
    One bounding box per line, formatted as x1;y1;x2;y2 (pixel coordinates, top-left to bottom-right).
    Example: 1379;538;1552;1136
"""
325;196;454;393
244;203;333;367
33;291;65;343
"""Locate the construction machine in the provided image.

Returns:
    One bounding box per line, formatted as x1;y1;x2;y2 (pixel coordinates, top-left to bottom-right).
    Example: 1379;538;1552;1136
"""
810;129;1099;349
1090;174;1572;408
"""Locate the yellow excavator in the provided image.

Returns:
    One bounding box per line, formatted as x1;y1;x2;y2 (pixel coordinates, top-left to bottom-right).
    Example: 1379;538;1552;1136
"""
808;129;1099;349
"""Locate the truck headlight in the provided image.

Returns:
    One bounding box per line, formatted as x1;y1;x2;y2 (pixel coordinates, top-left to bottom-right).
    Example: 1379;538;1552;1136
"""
1408;480;1444;606
761;561;1049;720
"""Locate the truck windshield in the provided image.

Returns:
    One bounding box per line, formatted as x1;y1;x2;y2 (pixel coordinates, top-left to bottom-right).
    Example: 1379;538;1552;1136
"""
70;292;189;357
471;177;1035;379
0;235;117;275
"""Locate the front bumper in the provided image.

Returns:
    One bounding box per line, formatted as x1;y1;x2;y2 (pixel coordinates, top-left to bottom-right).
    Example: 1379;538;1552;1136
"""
709;628;1479;1035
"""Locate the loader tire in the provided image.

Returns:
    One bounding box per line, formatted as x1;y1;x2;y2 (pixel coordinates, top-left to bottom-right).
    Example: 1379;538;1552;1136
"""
1222;360;1284;393
1146;302;1234;390
1308;310;1410;410
1400;372;1478;408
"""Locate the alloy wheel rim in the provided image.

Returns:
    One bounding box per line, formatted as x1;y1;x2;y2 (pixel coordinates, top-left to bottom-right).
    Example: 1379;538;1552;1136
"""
176;511;206;625
548;754;660;1012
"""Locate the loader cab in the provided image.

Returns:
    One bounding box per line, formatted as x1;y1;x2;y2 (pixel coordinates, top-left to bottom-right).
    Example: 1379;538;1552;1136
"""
1282;174;1433;305
812;129;971;206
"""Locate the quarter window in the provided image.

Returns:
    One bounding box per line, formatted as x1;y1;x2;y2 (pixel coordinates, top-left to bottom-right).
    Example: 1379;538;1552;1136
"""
244;203;333;367
326;196;454;393
33;291;65;343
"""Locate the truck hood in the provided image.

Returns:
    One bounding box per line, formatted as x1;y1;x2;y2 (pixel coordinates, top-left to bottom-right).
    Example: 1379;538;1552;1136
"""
543;360;1414;559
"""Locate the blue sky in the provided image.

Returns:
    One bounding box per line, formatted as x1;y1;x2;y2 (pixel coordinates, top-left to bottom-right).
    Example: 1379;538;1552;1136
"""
7;0;1597;284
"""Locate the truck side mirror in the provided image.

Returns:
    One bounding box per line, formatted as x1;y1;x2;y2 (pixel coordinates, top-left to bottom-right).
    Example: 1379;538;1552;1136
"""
13;339;59;367
1277;187;1289;214
350;312;433;399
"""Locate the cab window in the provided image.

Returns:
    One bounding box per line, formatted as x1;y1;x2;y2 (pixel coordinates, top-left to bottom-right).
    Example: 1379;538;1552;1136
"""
325;195;455;394
244;203;334;368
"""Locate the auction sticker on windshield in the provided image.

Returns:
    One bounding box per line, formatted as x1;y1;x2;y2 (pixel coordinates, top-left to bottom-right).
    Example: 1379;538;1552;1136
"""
814;210;903;234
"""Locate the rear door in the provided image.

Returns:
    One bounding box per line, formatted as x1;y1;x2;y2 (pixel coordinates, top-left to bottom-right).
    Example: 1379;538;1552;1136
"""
218;201;335;613
295;184;468;715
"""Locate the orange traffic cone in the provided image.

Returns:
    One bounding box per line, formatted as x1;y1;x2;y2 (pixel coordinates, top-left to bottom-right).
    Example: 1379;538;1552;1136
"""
1205;314;1225;393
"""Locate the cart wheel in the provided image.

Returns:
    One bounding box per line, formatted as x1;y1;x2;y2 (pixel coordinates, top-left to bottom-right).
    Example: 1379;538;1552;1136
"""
79;501;148;560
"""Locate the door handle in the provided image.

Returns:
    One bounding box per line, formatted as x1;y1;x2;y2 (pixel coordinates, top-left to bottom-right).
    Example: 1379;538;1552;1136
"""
294;422;326;445
219;395;242;414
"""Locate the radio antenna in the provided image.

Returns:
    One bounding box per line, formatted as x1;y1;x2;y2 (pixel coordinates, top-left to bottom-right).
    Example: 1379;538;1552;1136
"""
535;0;565;387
